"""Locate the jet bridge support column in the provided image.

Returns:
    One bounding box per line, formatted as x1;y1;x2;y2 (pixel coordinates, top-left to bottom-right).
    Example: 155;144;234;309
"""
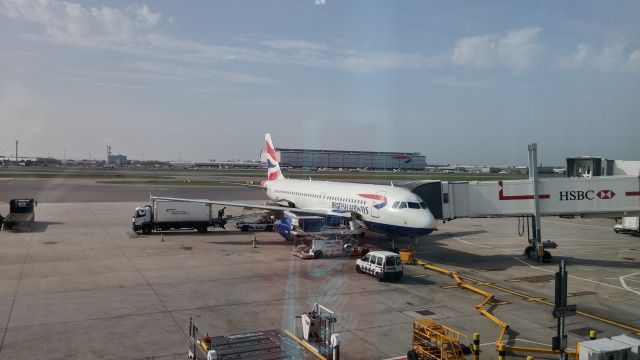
526;144;554;261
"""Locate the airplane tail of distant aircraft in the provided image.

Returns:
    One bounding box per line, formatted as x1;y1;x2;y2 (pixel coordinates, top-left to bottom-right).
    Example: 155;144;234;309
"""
265;133;285;181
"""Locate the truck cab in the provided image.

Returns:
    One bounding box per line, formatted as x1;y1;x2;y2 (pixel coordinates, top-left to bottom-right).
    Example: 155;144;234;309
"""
132;205;153;234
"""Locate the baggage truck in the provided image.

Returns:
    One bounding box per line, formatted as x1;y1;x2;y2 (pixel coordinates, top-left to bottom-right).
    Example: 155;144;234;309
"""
132;199;225;234
3;199;36;231
614;217;640;236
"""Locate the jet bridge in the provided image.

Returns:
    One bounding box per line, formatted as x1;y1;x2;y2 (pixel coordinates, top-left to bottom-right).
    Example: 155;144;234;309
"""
406;175;640;261
407;176;640;220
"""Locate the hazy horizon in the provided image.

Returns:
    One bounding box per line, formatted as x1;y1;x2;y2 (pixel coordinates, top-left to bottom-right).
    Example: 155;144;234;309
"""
1;1;639;165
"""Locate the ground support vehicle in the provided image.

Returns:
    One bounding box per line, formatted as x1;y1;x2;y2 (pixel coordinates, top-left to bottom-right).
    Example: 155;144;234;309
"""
356;251;404;281
406;319;471;360
132;199;226;235
284;214;368;259
235;214;275;232
186;318;319;360
290;235;369;259
613;217;640;236
3;199;36;231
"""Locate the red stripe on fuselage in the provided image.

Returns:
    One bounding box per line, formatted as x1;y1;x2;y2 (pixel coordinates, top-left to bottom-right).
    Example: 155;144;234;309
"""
359;193;386;201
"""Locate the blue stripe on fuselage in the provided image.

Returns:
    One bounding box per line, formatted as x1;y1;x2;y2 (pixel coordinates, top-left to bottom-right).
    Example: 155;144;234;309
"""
364;221;434;237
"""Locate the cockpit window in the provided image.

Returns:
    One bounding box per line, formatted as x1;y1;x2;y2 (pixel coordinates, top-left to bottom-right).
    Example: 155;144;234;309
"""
398;202;407;209
392;201;400;209
407;202;421;209
420;202;428;209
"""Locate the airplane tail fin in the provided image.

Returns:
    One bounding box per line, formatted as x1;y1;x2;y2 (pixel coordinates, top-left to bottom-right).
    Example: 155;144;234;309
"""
265;133;285;181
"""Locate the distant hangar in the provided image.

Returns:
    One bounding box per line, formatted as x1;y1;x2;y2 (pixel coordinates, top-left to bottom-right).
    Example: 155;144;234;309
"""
261;148;426;170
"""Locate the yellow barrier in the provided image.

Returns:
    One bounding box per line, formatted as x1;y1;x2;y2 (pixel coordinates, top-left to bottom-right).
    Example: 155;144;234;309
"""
415;260;580;358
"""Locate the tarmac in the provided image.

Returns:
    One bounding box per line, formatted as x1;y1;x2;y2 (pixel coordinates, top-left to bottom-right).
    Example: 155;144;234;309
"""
0;178;264;203
0;194;639;359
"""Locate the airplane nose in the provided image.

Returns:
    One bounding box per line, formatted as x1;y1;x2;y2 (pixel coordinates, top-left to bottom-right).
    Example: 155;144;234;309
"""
421;210;437;231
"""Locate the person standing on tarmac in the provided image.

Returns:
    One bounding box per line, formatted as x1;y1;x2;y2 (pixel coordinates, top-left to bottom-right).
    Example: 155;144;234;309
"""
217;207;226;229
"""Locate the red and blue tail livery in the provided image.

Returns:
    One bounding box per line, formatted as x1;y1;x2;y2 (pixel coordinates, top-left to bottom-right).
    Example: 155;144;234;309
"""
265;133;285;181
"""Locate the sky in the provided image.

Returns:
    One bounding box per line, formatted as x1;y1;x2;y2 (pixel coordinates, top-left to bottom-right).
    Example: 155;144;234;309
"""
1;0;639;166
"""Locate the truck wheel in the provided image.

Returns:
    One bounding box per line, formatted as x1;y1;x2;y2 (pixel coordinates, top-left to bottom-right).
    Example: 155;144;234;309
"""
376;272;384;282
314;250;323;259
356;264;362;273
196;225;208;233
265;225;273;232
241;225;250;232
142;225;152;235
407;349;417;360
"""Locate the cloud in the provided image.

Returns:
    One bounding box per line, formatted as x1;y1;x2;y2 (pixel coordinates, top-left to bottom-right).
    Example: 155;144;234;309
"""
314;0;326;5
57;61;276;87
629;49;640;72
557;43;591;69
126;61;275;84
262;38;445;73
451;27;543;70
0;0;446;74
432;76;490;89
0;0;160;51
558;40;640;73
262;39;329;52
133;5;161;28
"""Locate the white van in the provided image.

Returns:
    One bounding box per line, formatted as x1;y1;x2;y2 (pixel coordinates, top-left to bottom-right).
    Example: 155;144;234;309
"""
355;251;403;281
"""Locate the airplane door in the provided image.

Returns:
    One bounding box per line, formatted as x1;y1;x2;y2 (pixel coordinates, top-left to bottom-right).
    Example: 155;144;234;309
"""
320;192;328;207
371;191;387;218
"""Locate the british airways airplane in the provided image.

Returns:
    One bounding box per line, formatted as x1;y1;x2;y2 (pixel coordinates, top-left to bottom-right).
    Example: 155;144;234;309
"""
155;134;436;240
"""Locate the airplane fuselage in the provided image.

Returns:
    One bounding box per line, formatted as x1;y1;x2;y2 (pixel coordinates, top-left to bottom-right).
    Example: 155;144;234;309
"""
264;178;436;237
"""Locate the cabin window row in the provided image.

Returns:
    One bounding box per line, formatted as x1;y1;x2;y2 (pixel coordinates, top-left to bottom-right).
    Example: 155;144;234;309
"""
274;189;366;204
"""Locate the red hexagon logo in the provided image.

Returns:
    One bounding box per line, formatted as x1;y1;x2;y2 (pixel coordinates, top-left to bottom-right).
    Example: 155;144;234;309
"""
596;190;616;199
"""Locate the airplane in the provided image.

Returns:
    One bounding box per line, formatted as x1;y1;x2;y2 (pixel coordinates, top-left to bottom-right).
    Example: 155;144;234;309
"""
154;134;436;245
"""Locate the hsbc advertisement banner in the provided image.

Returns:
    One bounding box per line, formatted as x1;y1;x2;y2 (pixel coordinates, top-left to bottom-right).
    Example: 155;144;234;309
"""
457;176;640;217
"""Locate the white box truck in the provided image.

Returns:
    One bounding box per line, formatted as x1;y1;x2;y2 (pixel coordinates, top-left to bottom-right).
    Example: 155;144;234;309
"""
132;199;225;234
611;335;640;360
579;338;633;360
614;217;640;236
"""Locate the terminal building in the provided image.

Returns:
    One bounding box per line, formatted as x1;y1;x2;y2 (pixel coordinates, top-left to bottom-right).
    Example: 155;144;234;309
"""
566;156;640;177
107;154;128;166
262;148;426;170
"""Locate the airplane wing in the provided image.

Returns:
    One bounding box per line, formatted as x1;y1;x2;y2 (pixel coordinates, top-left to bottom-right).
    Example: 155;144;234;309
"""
150;196;346;217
